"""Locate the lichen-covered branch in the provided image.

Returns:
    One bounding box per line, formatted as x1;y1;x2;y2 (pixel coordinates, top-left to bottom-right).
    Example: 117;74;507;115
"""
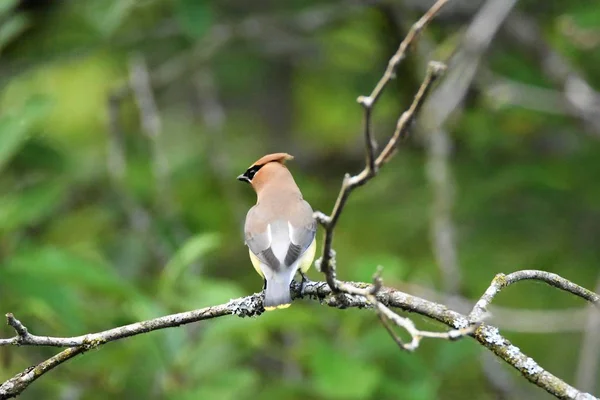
2;273;598;399
0;347;86;399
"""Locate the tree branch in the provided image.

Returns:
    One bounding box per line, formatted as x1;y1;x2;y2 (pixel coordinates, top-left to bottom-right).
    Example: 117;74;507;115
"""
309;0;458;363
1;273;598;399
470;270;600;322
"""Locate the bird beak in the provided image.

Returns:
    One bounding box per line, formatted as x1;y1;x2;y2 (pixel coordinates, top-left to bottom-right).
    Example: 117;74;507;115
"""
237;174;249;183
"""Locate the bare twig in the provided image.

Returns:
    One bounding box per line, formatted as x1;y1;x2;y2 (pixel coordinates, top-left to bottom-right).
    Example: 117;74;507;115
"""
0;296;261;399
463;263;600;399
376;302;476;351
0;299;249;349
402;281;595;333
470;270;600;323
0;347;86;398
315;0;449;291
5;314;28;342
329;268;475;351
311;0;455;369
315;63;447;288
305;3;599;394
2;274;598;399
315;61;446;288
314;61;447;351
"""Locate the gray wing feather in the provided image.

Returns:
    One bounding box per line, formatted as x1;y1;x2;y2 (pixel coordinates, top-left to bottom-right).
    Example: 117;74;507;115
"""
244;207;275;267
245;228;280;269
284;200;316;266
284;243;303;267
245;200;316;269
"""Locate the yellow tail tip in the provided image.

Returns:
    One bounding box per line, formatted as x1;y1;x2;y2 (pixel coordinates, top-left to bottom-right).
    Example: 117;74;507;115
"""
264;303;292;311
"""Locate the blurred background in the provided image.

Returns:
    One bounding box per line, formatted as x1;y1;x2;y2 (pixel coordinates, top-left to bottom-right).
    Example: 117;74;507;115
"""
1;0;599;399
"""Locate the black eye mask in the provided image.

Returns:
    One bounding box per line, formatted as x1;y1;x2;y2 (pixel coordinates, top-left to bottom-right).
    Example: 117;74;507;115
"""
237;164;263;183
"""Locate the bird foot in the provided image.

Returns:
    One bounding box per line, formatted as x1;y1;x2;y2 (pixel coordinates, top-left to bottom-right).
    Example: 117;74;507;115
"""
299;271;313;296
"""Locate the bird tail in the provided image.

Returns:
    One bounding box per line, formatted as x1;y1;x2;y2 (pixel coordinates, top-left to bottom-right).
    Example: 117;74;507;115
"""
264;270;294;311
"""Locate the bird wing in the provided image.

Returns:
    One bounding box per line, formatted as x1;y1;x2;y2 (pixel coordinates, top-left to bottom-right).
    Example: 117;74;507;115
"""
244;210;279;270
284;200;316;266
244;200;316;269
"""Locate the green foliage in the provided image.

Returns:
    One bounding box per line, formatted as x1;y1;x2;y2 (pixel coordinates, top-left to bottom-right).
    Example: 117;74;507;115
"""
0;180;65;233
0;13;28;55
309;340;381;399
175;0;213;40
159;232;221;297
0;95;51;171
79;0;137;38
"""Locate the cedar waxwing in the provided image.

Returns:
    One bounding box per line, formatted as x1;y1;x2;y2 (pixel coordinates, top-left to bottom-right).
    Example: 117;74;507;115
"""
238;153;317;310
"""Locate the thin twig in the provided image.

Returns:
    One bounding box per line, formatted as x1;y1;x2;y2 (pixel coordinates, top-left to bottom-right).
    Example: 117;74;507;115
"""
6;314;27;338
469;270;600;323
377;310;407;349
315;61;447;290
0;347;86;398
360;0;449;107
312;0;457;375
376;302;476;351
401;281;595;333
337;267;474;351
315;0;450;292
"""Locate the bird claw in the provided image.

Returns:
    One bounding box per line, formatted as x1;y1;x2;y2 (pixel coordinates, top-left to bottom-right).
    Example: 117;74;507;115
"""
299;271;313;296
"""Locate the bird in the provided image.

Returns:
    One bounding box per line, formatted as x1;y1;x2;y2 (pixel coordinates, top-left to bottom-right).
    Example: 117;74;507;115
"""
237;153;317;311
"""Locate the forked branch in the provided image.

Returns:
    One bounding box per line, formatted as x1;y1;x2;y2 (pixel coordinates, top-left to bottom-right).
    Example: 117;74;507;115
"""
314;0;450;291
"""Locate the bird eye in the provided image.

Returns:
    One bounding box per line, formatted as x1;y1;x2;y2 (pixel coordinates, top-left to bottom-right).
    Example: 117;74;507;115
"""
245;165;261;180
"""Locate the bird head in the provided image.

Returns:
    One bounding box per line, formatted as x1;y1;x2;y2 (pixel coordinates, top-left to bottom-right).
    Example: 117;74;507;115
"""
237;153;294;185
